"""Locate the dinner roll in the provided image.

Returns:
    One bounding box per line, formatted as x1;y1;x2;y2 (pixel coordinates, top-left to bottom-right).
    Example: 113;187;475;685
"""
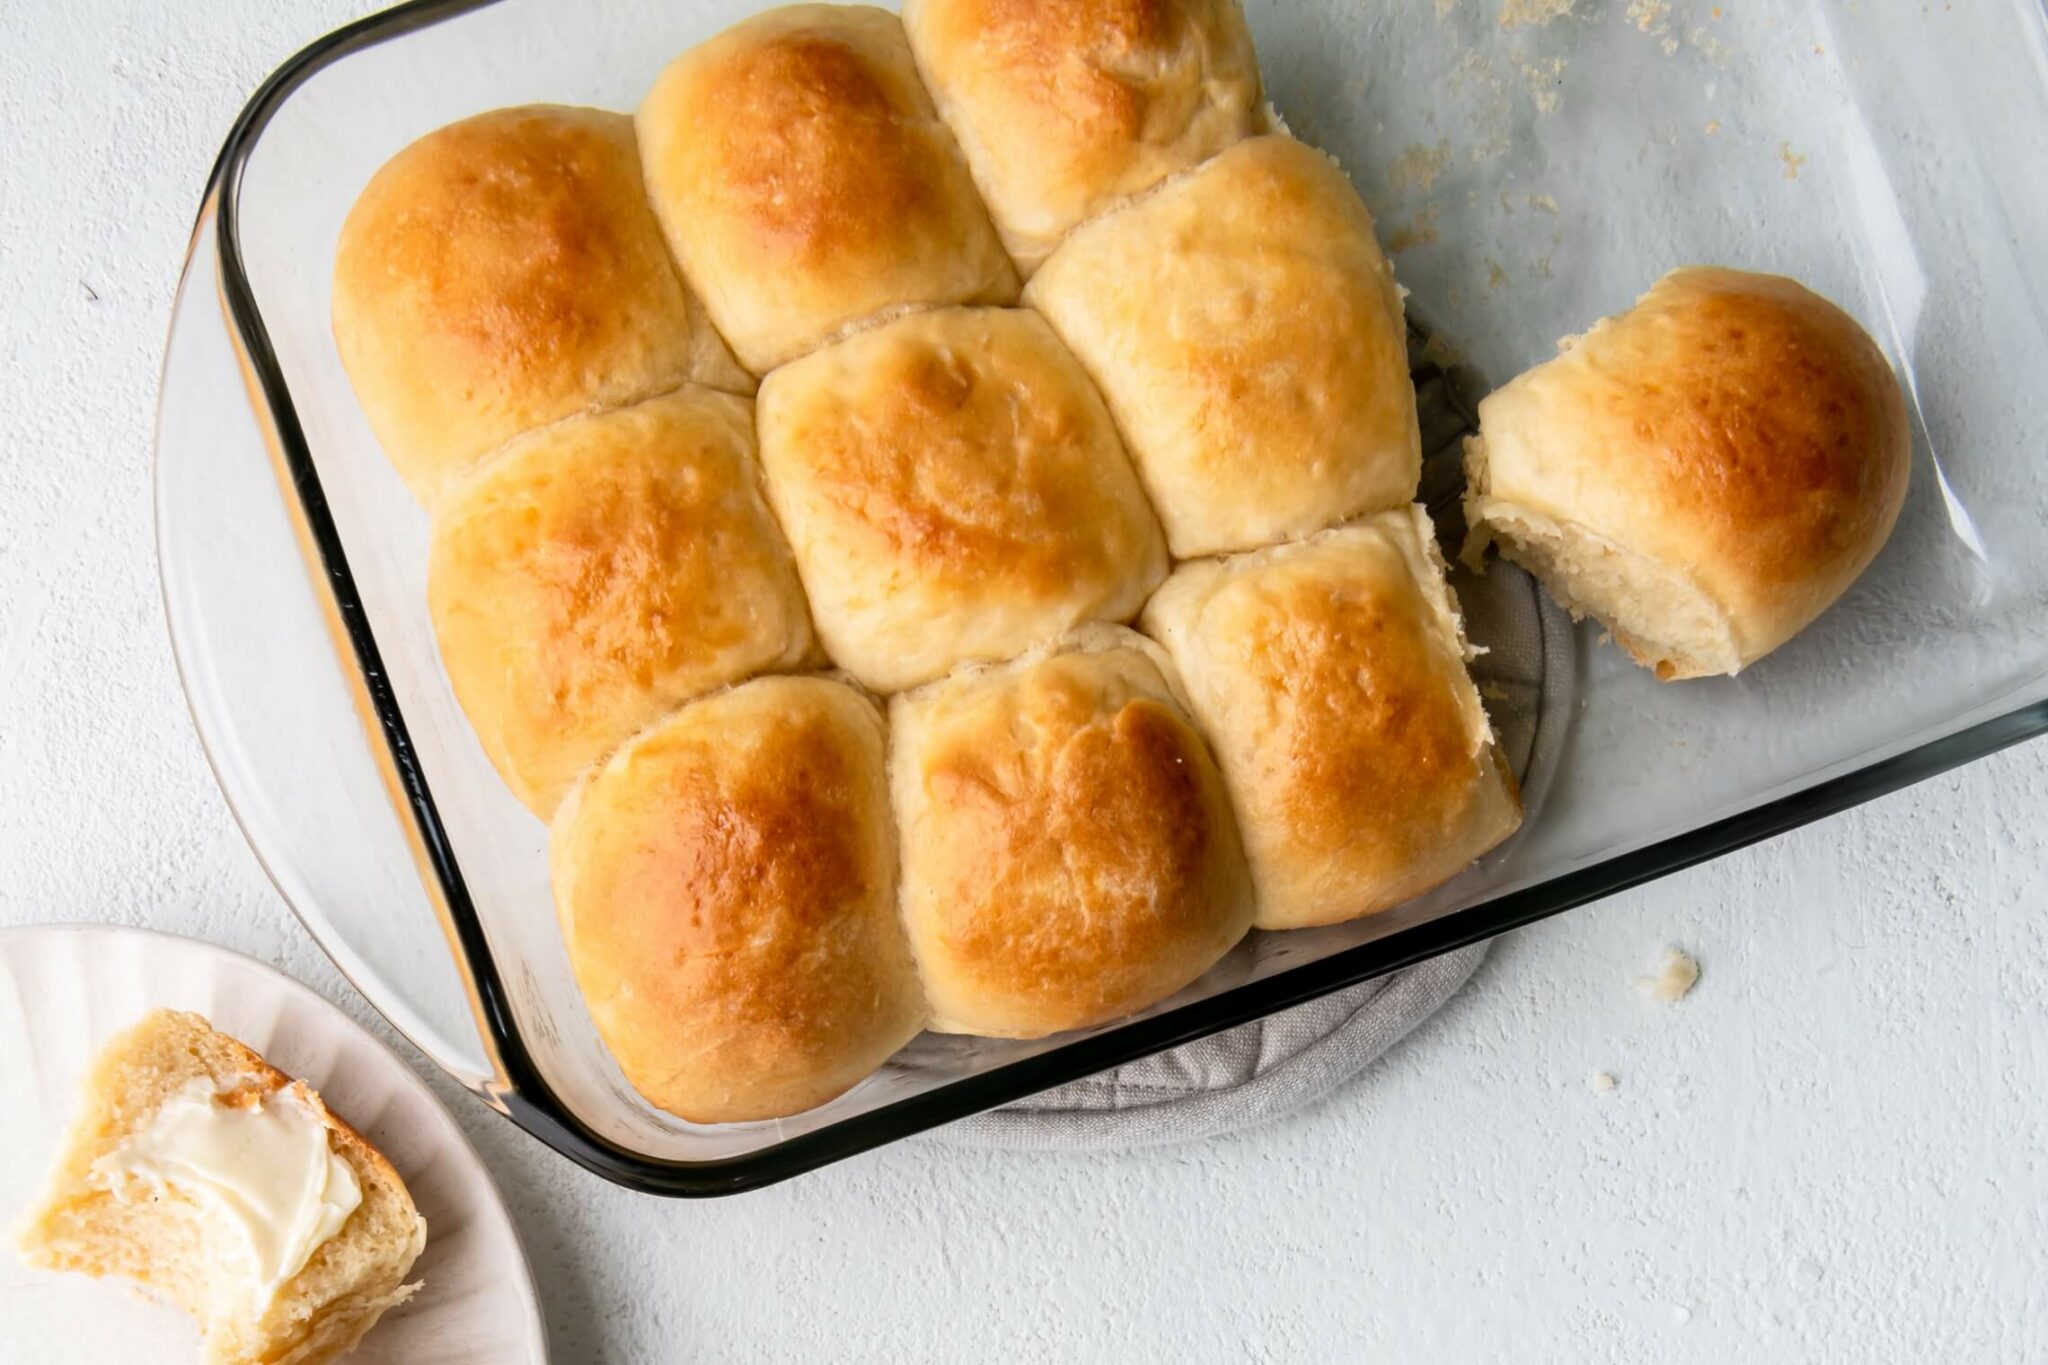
637;5;1018;374
428;389;813;819
1026;135;1419;558
902;0;1263;274
1463;266;1911;680
756;307;1167;692
1142;509;1521;930
890;626;1253;1038
551;677;924;1124
332;105;751;509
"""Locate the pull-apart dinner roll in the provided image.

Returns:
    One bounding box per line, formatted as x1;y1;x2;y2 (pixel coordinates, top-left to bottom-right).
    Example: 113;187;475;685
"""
1142;509;1521;930
1026;135;1419;558
333;105;751;509
1463;266;1911;680
756;307;1167;692
428;389;813;819
551;677;925;1124
890;626;1253;1039
902;0;1264;274
637;5;1018;374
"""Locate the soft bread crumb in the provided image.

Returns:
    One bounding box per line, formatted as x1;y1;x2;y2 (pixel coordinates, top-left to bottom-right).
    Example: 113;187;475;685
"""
1461;496;1739;680
1635;947;1701;1002
1588;1070;1619;1094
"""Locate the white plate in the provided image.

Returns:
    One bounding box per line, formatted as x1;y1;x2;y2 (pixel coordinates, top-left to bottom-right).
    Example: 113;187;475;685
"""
0;924;546;1365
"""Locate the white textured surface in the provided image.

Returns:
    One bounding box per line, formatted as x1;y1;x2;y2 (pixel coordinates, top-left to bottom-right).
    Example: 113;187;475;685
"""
2;1;2045;1360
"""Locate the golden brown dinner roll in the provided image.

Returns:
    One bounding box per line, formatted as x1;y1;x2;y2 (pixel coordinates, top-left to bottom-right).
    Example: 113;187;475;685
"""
552;676;924;1124
332;105;752;509
637;5;1018;374
890;626;1253;1038
1463;266;1911;680
428;389;813;819
756;307;1167;692
902;0;1264;273
1026;135;1419;558
1142;509;1521;930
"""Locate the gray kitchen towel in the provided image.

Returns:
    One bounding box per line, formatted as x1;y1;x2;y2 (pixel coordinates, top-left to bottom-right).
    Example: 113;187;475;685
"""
938;324;1578;1152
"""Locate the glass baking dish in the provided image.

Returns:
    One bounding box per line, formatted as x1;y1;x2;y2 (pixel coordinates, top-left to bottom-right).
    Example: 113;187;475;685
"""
158;0;2048;1195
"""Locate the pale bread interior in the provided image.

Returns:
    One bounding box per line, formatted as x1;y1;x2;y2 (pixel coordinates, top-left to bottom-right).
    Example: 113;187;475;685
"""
15;1010;427;1365
1464;438;1736;681
1473;499;1737;681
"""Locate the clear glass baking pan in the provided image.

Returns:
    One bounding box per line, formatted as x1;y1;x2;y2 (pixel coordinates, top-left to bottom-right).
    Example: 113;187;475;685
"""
158;0;2048;1195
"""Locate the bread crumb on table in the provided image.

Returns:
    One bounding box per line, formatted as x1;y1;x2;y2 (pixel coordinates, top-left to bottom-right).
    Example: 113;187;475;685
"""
1513;55;1568;114
1387;141;1453;197
1588;1070;1619;1093
1626;0;1672;32
1386;216;1440;253
1635;947;1701;1001
1688;25;1734;64
1498;0;1575;29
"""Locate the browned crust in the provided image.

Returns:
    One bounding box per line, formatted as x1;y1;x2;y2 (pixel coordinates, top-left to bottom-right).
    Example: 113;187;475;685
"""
894;633;1252;1037
1245;560;1501;885
551;677;925;1124
427;389;813;818
1025;136;1419;557
903;0;1263;265
637;6;1018;373
332;105;750;507
756;307;1165;690
1142;515;1522;929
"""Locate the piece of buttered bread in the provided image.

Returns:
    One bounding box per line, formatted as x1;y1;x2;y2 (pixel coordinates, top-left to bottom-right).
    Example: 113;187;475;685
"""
17;1010;427;1365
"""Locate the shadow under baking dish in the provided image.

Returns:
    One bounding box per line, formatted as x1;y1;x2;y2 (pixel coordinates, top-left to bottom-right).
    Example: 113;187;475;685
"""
158;0;2048;1195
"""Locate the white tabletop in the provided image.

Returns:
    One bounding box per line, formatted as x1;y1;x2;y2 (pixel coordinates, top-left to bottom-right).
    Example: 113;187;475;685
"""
4;2;2044;1359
